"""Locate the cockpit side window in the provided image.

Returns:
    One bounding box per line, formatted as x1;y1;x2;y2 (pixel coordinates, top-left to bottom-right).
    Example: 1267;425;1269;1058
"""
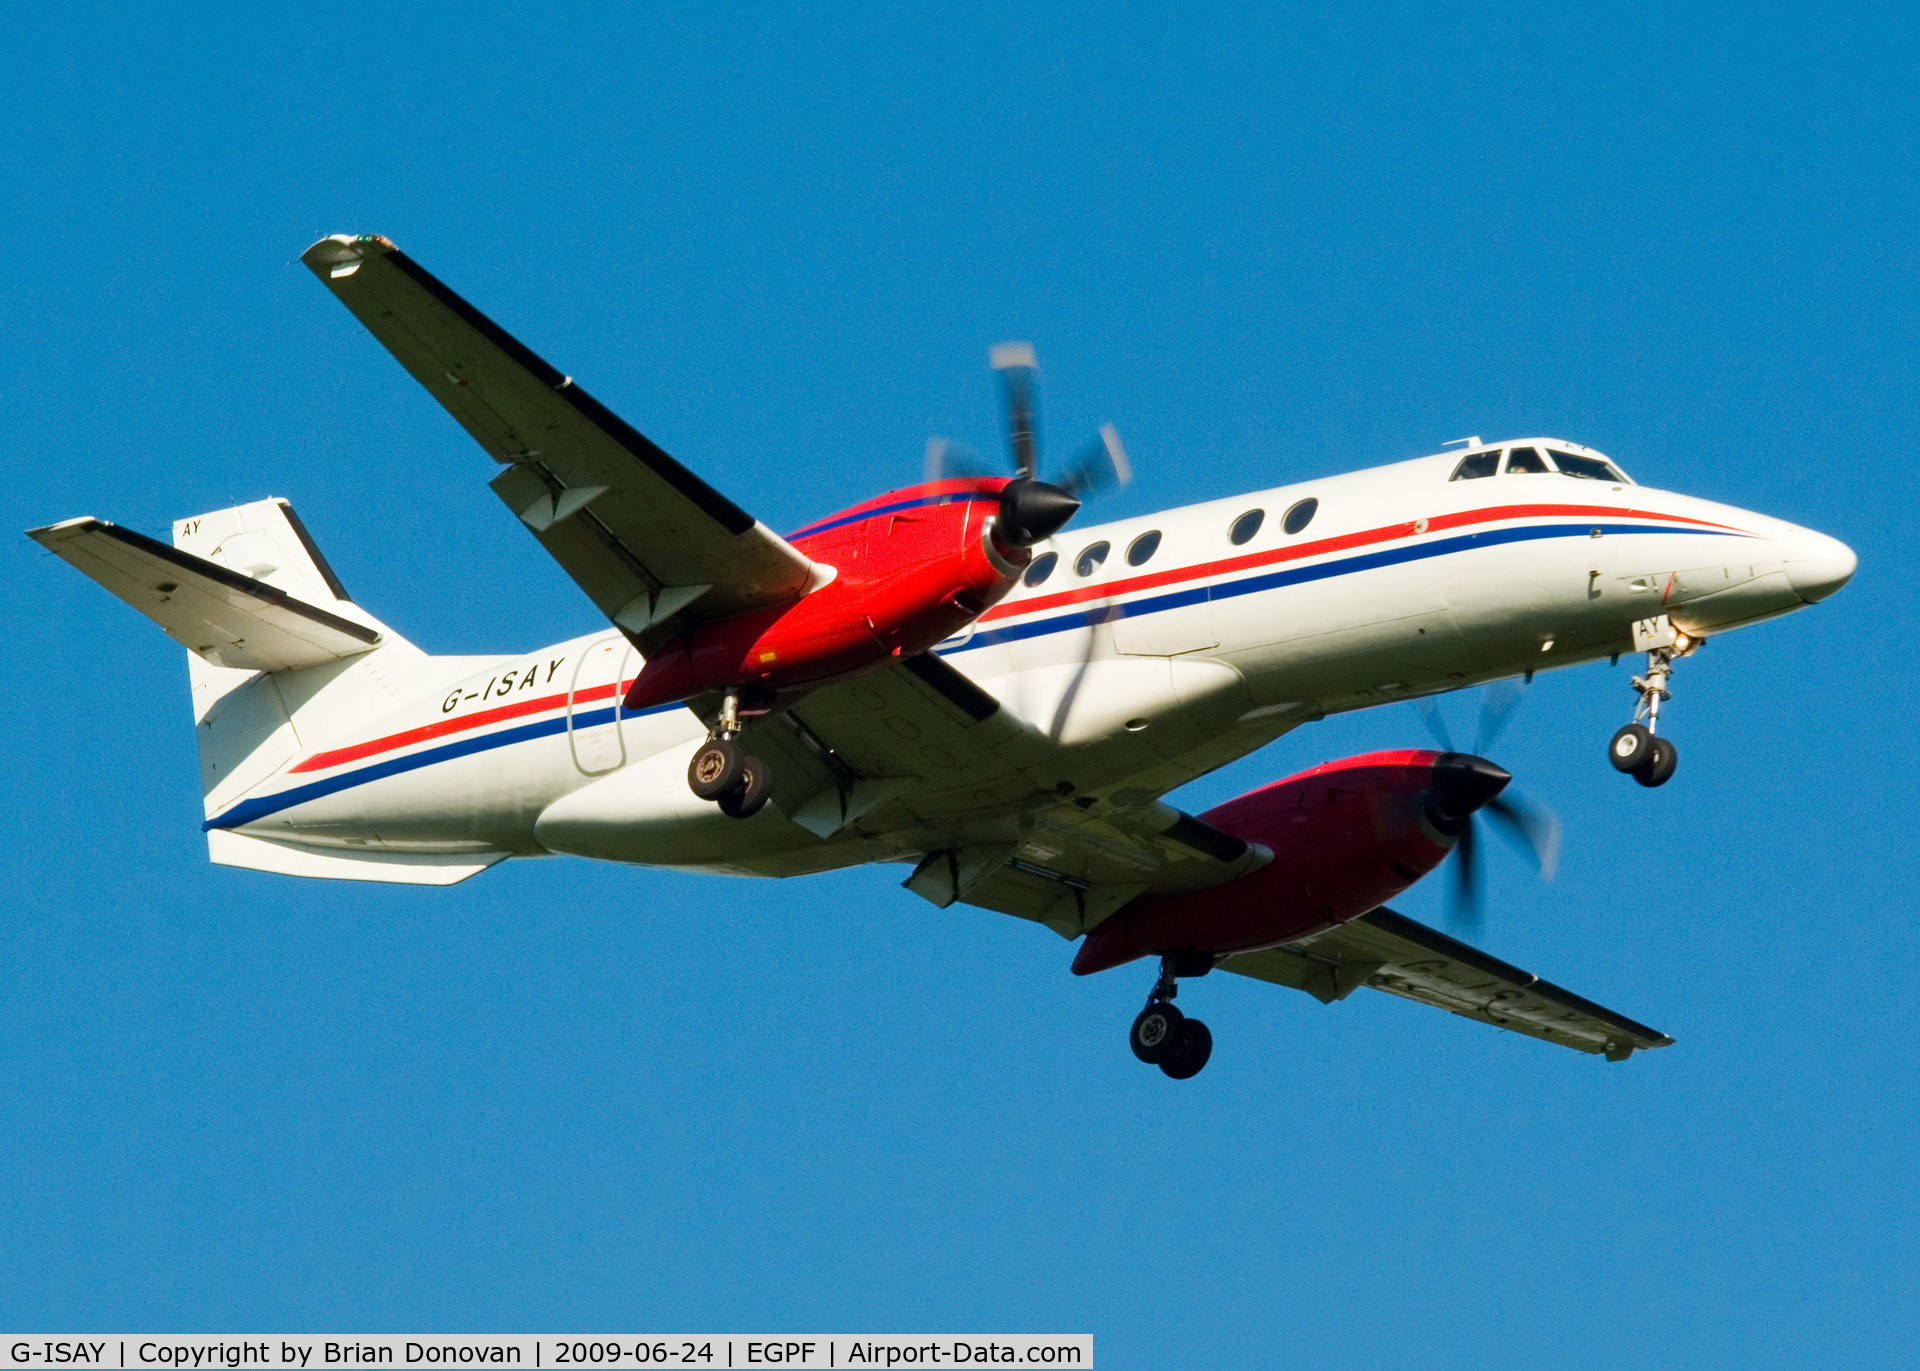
1549;449;1629;483
1503;446;1548;474
1450;451;1500;480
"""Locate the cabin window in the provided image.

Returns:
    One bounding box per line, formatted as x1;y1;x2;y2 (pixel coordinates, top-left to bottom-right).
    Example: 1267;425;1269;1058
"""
1023;551;1058;588
1229;509;1264;544
1127;530;1162;566
1282;498;1318;535
1075;541;1111;577
1503;446;1548;474
1549;450;1629;483
1450;451;1500;480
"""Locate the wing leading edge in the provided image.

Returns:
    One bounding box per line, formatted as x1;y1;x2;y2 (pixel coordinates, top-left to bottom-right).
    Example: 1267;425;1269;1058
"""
300;234;815;649
1222;907;1674;1060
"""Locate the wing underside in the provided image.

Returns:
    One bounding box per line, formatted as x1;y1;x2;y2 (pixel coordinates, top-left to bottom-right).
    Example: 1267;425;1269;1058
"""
729;654;1273;935
1222;907;1674;1059
301;233;814;647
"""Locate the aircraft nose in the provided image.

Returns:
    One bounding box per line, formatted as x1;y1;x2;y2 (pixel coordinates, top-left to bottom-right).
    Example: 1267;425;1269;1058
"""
1784;529;1858;604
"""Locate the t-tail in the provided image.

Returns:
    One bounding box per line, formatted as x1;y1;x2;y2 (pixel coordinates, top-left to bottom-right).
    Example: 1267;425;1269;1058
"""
27;499;493;884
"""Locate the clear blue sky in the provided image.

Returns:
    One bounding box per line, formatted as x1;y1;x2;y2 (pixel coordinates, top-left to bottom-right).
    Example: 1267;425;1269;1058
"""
4;3;1914;1365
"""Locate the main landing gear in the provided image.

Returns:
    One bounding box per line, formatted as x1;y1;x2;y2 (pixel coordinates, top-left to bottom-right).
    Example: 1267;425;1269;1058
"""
1129;952;1215;1080
687;690;774;819
1608;637;1697;789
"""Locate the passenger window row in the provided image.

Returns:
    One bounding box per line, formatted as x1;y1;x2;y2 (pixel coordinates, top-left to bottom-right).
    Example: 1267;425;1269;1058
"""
1021;496;1321;589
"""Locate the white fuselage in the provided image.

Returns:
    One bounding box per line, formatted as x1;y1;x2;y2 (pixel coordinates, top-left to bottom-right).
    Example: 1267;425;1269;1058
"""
202;441;1854;879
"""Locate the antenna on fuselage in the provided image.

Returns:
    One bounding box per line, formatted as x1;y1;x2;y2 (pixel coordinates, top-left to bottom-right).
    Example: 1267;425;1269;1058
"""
1443;436;1482;447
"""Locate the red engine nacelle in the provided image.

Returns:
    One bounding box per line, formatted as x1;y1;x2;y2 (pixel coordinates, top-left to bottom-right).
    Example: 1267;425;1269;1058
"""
626;478;1030;710
1072;749;1507;975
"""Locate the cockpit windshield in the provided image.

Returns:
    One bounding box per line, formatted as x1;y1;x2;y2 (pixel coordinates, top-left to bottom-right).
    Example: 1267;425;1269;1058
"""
1549;449;1629;482
1449;450;1499;480
1450;442;1633;483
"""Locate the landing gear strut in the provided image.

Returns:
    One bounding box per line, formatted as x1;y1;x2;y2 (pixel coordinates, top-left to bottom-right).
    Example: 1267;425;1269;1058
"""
1129;952;1214;1080
687;689;775;819
1608;636;1696;789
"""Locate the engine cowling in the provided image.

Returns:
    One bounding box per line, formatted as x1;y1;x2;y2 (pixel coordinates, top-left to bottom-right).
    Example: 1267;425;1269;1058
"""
626;477;1043;710
1071;749;1507;975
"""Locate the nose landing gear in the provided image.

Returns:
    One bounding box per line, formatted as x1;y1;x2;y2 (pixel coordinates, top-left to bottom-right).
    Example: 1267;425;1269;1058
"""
1129;953;1215;1080
1608;634;1697;788
686;689;776;819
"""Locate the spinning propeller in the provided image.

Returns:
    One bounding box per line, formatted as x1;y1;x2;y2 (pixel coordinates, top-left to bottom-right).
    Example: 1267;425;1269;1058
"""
924;342;1131;547
1412;682;1562;931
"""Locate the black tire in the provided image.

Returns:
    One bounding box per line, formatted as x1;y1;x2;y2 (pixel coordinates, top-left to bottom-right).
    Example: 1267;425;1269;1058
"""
717;756;774;819
687;737;745;800
1633;736;1678;788
1609;724;1654;773
1130;1002;1185;1064
1159;1019;1213;1080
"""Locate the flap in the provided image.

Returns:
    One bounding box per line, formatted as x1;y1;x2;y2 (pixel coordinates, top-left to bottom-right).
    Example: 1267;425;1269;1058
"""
27;517;382;672
1222;907;1675;1059
733;653;1269;937
301;234;815;645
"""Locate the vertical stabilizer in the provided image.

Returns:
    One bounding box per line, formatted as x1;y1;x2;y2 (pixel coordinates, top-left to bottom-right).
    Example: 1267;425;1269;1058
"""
169;500;429;819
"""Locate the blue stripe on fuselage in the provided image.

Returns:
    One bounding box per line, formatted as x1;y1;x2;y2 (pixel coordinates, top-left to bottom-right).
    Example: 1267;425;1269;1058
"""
207;520;1745;830
945;521;1743;652
203;703;676;831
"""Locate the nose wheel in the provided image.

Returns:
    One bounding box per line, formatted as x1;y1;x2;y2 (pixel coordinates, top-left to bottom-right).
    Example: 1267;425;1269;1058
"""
686;691;776;819
1608;638;1696;789
1128;953;1215;1079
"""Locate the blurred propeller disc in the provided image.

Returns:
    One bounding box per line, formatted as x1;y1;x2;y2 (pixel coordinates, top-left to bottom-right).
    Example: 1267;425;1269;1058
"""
1054;423;1132;499
924;437;993;483
1411;683;1561;930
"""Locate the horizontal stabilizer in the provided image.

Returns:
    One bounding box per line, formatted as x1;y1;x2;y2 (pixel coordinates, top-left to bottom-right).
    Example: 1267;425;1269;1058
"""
28;516;382;672
208;831;509;885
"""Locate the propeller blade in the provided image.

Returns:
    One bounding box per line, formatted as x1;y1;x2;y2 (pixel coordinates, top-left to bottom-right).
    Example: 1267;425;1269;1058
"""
1447;814;1484;929
1475;678;1526;754
1051;423;1132;499
1411;696;1457;753
1483;792;1562;881
990;341;1040;478
924;437;994;483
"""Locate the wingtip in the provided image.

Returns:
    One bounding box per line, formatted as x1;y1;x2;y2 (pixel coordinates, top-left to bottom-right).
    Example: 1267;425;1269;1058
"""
25;515;105;543
300;233;397;278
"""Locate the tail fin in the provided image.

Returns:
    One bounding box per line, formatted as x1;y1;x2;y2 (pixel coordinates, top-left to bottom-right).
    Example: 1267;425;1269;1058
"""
30;499;493;883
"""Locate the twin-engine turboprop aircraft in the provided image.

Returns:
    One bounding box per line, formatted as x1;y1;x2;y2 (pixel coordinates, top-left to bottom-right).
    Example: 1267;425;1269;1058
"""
30;233;1857;1079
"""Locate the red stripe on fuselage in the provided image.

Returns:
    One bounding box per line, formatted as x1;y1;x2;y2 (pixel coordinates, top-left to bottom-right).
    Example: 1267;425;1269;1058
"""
288;504;1737;774
980;502;1743;623
289;681;629;773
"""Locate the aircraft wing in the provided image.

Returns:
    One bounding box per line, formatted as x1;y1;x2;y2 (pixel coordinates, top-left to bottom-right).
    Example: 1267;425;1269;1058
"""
732;654;1274;938
1221;908;1675;1060
301;234;815;648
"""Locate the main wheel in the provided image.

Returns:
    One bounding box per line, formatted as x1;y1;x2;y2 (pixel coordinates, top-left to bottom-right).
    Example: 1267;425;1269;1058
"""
1159;1019;1213;1080
687;737;745;800
1609;724;1655;773
1633;735;1678;788
1130;1002;1185;1064
718;756;774;818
